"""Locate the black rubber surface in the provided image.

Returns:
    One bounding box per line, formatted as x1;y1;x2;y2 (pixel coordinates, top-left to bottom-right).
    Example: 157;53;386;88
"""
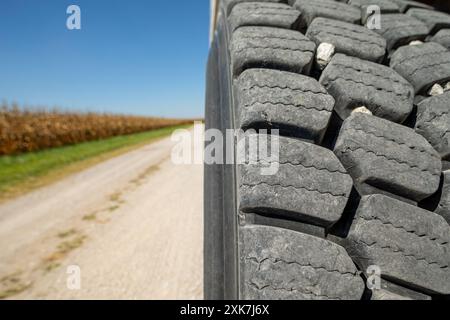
306;17;387;62
407;8;450;34
349;0;400;24
344;194;450;295
236;68;335;141
371;13;429;51
290;0;361;30
205;0;450;300
240;225;365;300
334;113;442;203
319;53;414;122
230;26;316;76
238;134;353;227
390;42;450;93
229;2;301;31
435;170;450;224
415;91;450;160
390;0;434;13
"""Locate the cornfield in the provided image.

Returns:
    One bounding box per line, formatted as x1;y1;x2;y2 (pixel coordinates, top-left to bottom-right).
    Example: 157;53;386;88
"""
0;104;193;155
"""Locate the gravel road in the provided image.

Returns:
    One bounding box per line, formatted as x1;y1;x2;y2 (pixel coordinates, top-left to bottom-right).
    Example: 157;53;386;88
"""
0;129;203;300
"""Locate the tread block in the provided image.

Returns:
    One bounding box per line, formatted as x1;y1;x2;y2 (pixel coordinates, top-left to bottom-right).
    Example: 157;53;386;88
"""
228;2;301;31
236;69;335;142
291;0;361;29
372;14;429;51
390;42;450;94
222;0;285;16
389;0;434;13
348;0;400;24
429;29;450;50
238;134;353;227
407;8;450;34
306;17;386;63
319;54;414;123
344;194;450;295
436;170;450;224
415;92;450;160
240;225;365;300
230;26;316;77
334;113;442;202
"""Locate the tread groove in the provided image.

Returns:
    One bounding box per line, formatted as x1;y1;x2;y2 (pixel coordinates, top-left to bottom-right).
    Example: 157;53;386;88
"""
241;182;348;198
355;239;448;269
357;215;448;246
339;146;440;177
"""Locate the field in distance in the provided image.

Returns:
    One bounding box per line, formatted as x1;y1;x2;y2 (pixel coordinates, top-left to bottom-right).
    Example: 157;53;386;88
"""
0;105;195;201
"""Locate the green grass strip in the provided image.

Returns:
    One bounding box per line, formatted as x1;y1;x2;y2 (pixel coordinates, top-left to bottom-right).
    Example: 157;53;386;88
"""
0;124;191;195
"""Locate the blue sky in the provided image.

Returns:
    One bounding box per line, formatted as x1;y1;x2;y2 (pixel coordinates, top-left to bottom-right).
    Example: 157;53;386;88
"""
0;0;209;118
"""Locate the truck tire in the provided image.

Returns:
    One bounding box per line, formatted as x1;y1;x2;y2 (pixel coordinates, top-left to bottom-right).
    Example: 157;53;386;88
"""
204;0;450;300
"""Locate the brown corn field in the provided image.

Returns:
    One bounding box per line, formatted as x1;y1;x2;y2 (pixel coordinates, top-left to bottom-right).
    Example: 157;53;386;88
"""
0;104;193;155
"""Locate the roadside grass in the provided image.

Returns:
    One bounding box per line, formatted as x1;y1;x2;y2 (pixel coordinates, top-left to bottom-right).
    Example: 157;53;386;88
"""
43;232;88;267
0;124;191;202
82;213;98;221
0;271;31;299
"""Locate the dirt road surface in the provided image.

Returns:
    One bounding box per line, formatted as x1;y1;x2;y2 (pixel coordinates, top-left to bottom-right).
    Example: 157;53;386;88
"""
0;128;203;299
